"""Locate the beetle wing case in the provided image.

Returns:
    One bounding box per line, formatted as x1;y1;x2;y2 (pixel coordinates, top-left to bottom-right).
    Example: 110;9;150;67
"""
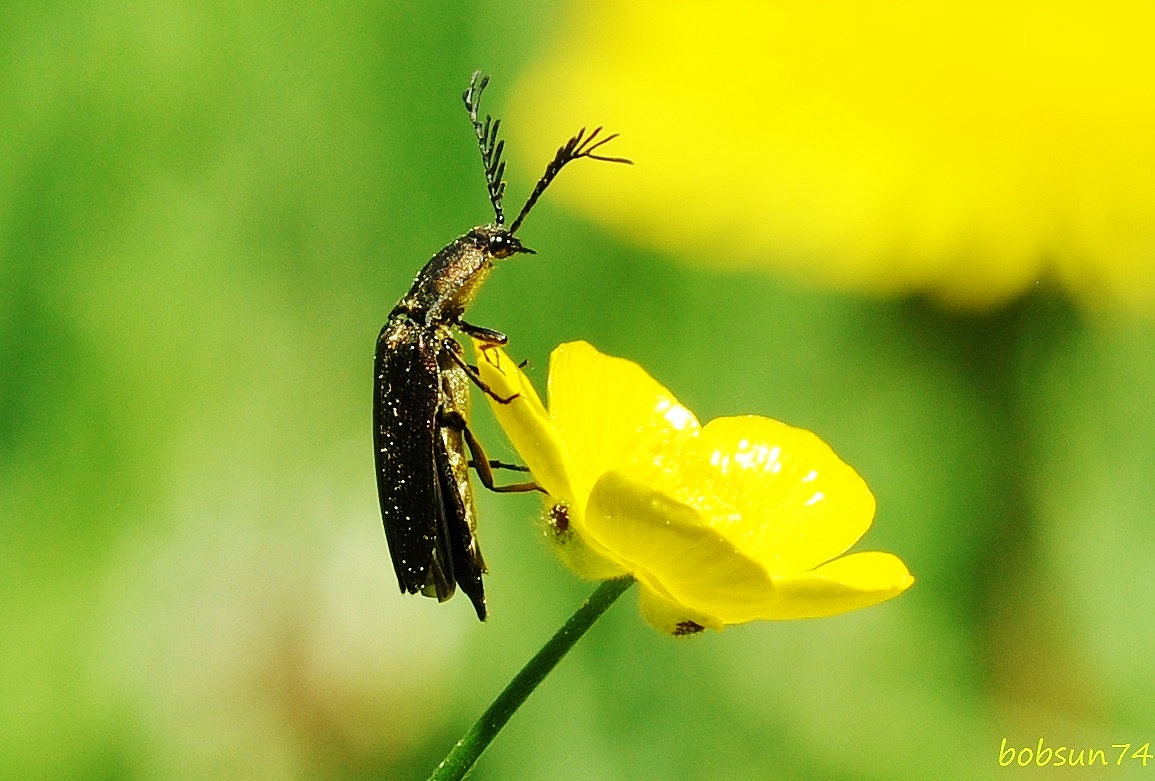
373;319;458;602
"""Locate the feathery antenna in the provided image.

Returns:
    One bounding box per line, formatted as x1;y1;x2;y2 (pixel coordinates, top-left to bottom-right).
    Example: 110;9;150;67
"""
508;126;632;235
463;71;507;226
463;71;632;233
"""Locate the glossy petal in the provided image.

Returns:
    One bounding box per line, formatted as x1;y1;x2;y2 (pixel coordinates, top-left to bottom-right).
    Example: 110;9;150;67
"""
762;552;916;620
627;416;878;576
585;470;911;626
548;340;699;511
585;470;776;624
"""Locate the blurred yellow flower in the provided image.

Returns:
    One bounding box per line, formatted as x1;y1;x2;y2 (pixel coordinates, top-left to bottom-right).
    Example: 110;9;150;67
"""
510;0;1155;311
474;340;913;634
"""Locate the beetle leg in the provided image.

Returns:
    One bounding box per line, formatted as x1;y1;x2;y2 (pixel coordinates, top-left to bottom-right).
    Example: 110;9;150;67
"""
469;459;531;472
458;320;507;345
442;338;520;404
440;410;544;494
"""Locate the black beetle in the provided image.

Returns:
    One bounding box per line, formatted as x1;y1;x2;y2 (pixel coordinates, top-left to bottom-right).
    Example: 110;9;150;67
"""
373;72;629;619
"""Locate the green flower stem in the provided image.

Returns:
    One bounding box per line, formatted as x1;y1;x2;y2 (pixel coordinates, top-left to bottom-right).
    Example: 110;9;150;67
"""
427;577;635;781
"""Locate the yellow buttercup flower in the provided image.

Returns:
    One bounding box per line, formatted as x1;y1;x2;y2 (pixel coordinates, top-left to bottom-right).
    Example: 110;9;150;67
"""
510;0;1155;312
474;340;913;634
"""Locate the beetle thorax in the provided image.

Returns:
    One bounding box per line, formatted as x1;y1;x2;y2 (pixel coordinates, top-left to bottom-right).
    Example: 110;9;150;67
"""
395;224;524;325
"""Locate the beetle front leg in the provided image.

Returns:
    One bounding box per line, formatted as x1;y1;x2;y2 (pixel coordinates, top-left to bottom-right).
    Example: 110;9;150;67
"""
458;320;507;345
442;338;520;404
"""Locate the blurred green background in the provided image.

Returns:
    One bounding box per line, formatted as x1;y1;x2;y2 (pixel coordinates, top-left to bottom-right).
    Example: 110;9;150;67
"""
3;2;1154;779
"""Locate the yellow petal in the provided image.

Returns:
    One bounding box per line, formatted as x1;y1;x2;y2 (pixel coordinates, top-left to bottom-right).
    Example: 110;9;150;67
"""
761;552;915;620
585;465;908;626
472;342;577;504
637;585;723;635
473;343;630;573
543;503;630;581
584;469;780;623
635;416;878;576
547;341;700;509
513;1;1155;312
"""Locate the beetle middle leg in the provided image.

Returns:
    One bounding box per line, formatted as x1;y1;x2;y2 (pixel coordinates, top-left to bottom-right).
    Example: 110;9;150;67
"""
471;459;531;472
440;410;544;494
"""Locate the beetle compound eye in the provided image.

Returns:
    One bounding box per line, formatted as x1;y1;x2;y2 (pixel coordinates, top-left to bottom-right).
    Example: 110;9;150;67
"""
488;232;513;258
483;231;530;259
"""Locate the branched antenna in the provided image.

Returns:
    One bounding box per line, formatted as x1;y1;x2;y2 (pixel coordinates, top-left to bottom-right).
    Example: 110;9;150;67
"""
508;126;632;235
463;71;507;226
